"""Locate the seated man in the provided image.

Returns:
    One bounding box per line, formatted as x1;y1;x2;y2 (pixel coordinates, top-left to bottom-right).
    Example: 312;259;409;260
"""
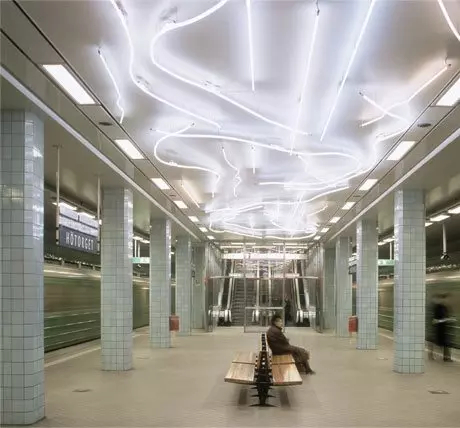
266;314;315;375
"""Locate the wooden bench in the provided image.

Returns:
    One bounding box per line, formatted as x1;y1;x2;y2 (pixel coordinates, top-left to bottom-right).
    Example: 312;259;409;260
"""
224;333;302;406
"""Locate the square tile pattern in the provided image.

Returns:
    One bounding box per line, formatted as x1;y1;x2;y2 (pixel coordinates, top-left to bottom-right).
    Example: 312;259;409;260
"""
0;110;45;425
323;248;336;330
335;237;352;337
149;218;171;348
356;219;379;350
394;189;426;373
192;245;206;330
176;236;192;336
101;188;133;371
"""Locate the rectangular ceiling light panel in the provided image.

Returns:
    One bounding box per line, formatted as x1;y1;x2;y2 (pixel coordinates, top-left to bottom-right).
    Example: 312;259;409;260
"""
342;202;355;210
447;205;460;214
425;222;433;227
320;227;330;233
436;75;460;107
151;178;170;190
329;216;340;223
188;216;199;223
207;235;215;240
114;139;144;160
174;200;188;209
359;179;378;191
199;227;208;232
430;214;450;222
43;64;95;105
387;140;416;161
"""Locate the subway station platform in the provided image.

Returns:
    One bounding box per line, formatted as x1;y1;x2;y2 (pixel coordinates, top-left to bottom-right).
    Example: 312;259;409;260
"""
36;328;460;428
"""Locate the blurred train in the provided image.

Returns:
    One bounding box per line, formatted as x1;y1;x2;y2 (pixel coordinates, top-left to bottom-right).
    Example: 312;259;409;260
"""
353;269;460;349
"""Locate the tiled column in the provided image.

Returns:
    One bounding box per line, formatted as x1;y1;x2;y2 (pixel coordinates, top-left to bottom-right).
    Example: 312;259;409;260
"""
0;111;45;425
323;248;336;330
356;218;378;349
394;190;426;373
192;245;206;329
176;236;192;336
335;236;351;337
149;218;171;347
101;188;133;370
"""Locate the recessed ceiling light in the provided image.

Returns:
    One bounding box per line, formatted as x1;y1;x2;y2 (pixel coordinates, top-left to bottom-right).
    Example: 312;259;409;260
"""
436;74;460;107
174;200;188;209
188;216;199;223
43;64;95;105
330;216;340;224
430;214;450;222
151;178;170;190
359;178;378;191
447;205;460;214
425;222;433;227
320;227;330;233
114;139;144;160
207;235;215;240
199;227;208;233
387;140;416;161
342;202;355;210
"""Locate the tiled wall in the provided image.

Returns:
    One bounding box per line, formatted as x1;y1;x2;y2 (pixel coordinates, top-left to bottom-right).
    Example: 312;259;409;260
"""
323;248;336;330
101;188;133;370
176;236;192;335
192;245;205;330
394;190;426;373
356;219;378;350
149;218;171;347
335;236;351;337
0;111;45;425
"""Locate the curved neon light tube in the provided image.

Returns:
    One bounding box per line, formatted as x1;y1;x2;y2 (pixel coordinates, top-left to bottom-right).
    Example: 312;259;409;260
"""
109;0;219;128
359;92;408;124
320;0;377;141
251;145;256;174
361;64;451;127
153;124;222;197
290;6;320;154
376;128;406;142
98;48;125;124
437;0;460;42
208;223;318;240
149;1;311;136
222;147;242;197
246;0;255;91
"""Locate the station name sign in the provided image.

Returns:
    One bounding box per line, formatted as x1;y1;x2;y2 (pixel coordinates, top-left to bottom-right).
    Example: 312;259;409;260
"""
59;226;98;253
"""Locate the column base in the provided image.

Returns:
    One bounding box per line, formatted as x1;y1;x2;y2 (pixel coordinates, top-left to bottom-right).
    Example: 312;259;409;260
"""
1;407;45;425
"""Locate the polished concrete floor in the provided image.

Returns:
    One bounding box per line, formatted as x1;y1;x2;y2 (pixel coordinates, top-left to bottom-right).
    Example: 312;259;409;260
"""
34;327;460;427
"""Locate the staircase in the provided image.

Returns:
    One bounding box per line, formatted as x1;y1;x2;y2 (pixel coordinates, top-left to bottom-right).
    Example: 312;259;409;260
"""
231;280;255;326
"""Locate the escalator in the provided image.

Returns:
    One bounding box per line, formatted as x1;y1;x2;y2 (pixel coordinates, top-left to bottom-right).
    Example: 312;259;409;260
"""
295;261;310;326
218;260;233;325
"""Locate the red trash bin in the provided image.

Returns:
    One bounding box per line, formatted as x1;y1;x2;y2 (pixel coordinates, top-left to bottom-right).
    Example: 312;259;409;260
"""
348;316;358;334
169;315;179;332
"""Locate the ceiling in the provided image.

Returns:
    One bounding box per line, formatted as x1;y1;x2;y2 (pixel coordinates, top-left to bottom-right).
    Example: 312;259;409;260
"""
1;0;460;244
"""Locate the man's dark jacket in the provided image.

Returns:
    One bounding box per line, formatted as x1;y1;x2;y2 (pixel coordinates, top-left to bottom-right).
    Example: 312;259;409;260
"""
266;325;293;355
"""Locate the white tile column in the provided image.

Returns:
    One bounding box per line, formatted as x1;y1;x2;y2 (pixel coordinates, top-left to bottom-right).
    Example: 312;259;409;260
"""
356;218;378;350
323;248;336;330
149;218;172;347
0;111;45;425
335;237;351;337
394;189;426;373
101;188;133;370
176;236;192;336
192;244;206;329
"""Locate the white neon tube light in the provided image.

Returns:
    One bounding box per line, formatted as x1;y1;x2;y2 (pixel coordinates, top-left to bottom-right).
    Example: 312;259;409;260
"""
149;1;310;136
362;64;450;127
376;128;406;142
359;92;408;124
109;0;219;128
320;0;377;141
437;0;460;42
246;0;255;91
251;145;256;174
43;64;95;105
222;147;241;197
98;49;125;123
290;6;320;154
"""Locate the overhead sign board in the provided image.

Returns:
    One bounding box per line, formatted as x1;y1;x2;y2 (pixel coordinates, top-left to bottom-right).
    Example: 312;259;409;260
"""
222;252;307;260
348;258;395;267
59;226;98;254
132;257;150;264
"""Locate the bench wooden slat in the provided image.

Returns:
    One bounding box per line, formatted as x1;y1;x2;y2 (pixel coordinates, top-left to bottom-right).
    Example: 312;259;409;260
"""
224;363;255;385
272;363;303;386
272;354;295;365
232;351;257;365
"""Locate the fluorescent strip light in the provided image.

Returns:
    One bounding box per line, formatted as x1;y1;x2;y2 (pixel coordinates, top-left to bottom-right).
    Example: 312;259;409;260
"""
436;75;460;107
53;201;77;211
199;227;208;233
330;216;340;224
79;211;95;219
447;206;460;214
320;227;330;233
114;139;144;160
383;237;394;243
378;241;386;246
207;235;215;240
188;216;199;223
152;178;170;190
320;0;376;141
245;0;255;91
43;64;95;105
342;202;355;210
133;236;143;241
387;140;416;161
174;200;188;209
359;178;378;191
231;242;243;245
170;251;175;255
313;236;321;241
430;214;450;222
425;222;433;227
